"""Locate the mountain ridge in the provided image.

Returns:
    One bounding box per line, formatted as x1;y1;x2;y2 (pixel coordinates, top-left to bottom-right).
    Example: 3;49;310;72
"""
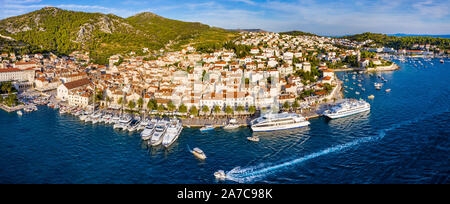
0;7;238;64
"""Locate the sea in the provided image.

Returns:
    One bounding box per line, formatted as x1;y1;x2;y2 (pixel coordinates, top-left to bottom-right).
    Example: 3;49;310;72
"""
0;58;449;184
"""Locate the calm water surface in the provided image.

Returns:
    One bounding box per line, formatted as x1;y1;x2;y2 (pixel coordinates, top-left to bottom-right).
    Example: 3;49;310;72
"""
0;58;449;183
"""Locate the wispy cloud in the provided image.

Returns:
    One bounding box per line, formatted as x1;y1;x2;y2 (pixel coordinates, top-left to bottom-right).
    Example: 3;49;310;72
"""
0;0;449;35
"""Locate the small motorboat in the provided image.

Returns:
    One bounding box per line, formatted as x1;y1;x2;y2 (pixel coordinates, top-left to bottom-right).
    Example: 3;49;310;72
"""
17;110;23;116
192;147;206;160
385;89;391;92
368;95;375;99
214;170;227;180
247;136;260;142
200;125;215;132
223;119;240;130
440;59;444;63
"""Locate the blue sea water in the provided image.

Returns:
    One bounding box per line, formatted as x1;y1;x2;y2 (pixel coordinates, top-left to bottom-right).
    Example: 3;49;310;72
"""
0;58;449;184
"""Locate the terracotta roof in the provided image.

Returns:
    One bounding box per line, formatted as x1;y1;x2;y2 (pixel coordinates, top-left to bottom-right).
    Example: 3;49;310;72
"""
63;78;91;90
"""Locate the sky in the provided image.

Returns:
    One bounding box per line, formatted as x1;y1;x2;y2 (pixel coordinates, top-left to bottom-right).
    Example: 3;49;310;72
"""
1;0;450;35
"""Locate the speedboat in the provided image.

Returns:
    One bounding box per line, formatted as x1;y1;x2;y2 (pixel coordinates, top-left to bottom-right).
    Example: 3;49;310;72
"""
162;119;183;148
192;147;206;160
214;170;226;180
223;119;240;130
200;124;215;132
141;123;156;141
150;121;168;146
247;136;260;142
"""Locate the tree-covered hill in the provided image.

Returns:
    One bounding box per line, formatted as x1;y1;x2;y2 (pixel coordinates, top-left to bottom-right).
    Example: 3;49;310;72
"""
342;32;450;50
0;7;238;64
279;30;319;37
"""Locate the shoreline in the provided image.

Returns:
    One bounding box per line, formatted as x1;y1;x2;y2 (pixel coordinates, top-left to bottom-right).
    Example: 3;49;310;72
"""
332;63;400;72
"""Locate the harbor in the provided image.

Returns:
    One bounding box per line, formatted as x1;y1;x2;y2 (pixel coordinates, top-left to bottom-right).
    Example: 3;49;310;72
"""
1;58;448;183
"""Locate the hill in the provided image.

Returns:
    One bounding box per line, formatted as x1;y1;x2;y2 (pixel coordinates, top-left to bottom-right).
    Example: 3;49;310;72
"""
279;30;319;37
342;32;450;50
0;7;238;64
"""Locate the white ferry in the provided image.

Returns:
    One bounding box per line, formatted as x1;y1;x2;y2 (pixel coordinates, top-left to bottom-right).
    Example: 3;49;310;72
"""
323;99;370;119
250;112;310;132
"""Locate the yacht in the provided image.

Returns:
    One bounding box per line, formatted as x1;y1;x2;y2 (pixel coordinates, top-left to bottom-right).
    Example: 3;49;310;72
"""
323;99;370;119
250;112;310;132
140;123;156;141
101;114;112;124
126;117;141;132
150;121;168;146
110;115;120;125
91;112;103;124
223;119;240;130
137;118;151;131
162;119;183;148
113;115;132;130
374;83;383;90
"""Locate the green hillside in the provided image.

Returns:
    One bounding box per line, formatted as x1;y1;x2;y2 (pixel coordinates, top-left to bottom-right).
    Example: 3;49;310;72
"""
0;7;238;64
343;32;450;50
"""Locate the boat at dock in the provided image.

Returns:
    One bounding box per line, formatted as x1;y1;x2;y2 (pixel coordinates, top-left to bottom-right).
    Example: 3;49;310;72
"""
162;119;183;148
250;112;310;132
150;121;168;146
17;110;23;116
141;122;156;141
200;124;215;132
223;119;240;130
323;99;370;119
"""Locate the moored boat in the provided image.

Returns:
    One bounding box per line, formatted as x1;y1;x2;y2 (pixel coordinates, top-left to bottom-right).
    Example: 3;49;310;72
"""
250;112;310;132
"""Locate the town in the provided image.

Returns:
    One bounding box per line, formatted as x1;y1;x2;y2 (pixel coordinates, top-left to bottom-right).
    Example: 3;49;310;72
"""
0;32;445;122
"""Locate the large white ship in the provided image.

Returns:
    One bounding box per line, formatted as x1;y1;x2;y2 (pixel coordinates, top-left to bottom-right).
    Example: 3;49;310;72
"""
323;99;370;119
250;112;310;132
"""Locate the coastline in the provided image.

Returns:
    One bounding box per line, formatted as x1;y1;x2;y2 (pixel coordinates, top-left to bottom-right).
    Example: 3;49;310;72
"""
332;62;400;72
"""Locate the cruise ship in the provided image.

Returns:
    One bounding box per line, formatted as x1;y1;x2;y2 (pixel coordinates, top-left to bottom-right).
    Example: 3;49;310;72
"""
323;99;370;119
250;112;310;132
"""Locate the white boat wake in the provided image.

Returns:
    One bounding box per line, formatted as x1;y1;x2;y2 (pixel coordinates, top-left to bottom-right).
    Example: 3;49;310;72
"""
224;112;445;183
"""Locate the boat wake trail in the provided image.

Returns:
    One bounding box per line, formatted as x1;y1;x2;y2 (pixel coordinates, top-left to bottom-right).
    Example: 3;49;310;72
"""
224;112;445;183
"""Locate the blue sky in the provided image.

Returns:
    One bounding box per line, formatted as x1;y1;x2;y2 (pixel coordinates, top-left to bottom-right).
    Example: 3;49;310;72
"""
1;0;450;35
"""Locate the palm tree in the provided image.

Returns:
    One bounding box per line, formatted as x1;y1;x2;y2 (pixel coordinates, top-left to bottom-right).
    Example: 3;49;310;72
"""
127;100;136;112
178;103;187;115
157;104;165;115
189;106;198;117
167;100;176;114
248;105;256;115
147;99;156;113
292;100;300;111
225;106;234;116
137;97;144;111
213;105;221;116
282;101;290;111
201;105;210;116
236;105;245;115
